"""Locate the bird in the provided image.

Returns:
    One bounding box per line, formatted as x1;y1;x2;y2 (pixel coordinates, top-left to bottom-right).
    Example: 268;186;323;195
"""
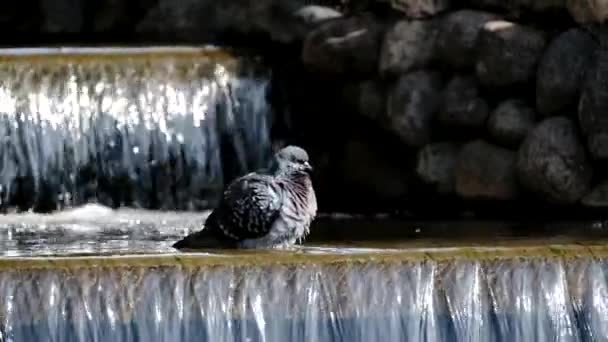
172;145;318;250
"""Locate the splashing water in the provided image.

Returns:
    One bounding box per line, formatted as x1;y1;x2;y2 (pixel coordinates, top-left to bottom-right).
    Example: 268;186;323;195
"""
0;47;273;212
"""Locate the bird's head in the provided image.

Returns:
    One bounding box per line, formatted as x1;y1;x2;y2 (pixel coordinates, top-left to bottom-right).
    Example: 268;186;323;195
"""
271;145;313;175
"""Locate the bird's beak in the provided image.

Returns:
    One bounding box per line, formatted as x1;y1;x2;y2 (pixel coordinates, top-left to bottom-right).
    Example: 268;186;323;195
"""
303;161;313;172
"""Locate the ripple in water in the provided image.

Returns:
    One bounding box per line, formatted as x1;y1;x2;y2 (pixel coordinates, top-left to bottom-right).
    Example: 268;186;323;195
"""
0;204;208;256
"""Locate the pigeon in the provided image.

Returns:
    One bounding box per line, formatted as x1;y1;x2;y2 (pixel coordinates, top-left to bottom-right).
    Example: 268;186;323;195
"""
172;145;318;249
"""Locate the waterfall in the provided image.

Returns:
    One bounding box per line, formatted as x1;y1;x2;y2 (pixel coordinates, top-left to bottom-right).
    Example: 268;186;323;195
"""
0;205;606;341
0;47;273;212
0;247;607;341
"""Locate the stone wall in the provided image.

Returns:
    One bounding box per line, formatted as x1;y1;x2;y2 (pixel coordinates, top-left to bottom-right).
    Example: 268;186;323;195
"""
0;0;330;45
276;0;608;217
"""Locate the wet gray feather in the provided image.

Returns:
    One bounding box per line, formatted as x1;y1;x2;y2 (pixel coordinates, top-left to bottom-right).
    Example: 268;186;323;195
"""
214;173;283;239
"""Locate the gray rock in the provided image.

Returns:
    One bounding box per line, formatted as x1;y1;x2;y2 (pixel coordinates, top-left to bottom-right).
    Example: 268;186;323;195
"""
516;117;592;204
0;2;39;33
455;140;519;200
416;142;459;194
341;80;386;121
435;10;500;70
0;0;332;44
302;15;383;76
379;19;438;76
438;76;489;129
136;0;311;44
40;0;85;33
91;0;130;32
466;0;567;17
578;44;608;160
587;133;608;160
581;179;608;208
341;140;410;200
536;28;597;117
294;5;342;25
487;99;536;147
582;180;608;207
387;71;442;147
476;20;547;87
567;0;608;24
385;0;451;18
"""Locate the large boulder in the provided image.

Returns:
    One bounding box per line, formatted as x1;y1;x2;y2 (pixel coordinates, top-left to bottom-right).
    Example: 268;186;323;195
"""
379;19;439;76
294;5;342;26
536;28;597;117
438;76;489;130
578;44;608;160
382;0;451;18
582;180;608;207
340;140;410;201
435;10;499;70
466;0;567;18
416;142;459;194
567;0;608;24
0;2;40;35
341;80;387;121
40;0;85;33
0;0;340;44
302;15;383;76
136;0;313;43
455;140;519;200
475;20;547;87
516;117;592;204
386;71;442;147
90;0;132;33
487;99;536;147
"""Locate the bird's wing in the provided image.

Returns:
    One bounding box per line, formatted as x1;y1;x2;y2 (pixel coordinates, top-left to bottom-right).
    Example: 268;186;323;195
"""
213;173;284;240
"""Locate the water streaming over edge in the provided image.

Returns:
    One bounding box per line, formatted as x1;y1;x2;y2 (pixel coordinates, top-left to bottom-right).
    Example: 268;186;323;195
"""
0;205;607;341
1;255;608;341
0;47;273;212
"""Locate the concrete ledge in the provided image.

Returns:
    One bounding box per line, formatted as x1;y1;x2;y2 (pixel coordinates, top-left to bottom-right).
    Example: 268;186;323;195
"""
0;46;221;55
2;242;608;270
0;45;242;64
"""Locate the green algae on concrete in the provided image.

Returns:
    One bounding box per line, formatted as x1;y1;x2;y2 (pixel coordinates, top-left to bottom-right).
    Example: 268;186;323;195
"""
1;242;608;270
0;46;268;80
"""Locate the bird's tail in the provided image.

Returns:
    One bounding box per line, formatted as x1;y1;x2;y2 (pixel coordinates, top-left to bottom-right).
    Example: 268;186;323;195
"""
172;228;225;250
172;212;232;250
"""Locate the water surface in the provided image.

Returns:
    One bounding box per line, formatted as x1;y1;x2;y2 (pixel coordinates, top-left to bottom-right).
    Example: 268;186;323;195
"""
1;204;608;258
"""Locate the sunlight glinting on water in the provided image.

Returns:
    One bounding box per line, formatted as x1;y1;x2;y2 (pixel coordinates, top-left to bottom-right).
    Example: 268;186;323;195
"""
0;54;272;210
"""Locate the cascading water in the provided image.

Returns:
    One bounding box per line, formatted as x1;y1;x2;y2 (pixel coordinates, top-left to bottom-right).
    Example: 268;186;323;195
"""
1;207;608;342
0;47;273;212
2;246;608;341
